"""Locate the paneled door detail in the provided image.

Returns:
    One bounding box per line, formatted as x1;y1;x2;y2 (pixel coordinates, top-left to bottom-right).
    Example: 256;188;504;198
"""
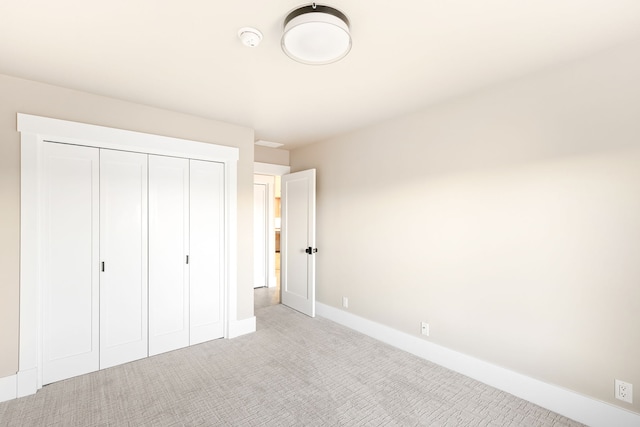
148;155;190;356
189;159;225;344
42;143;100;385
99;149;149;369
281;169;316;317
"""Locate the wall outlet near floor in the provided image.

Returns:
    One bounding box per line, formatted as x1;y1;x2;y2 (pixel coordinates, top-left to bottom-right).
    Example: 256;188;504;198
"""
342;297;349;309
421;321;430;336
615;379;633;403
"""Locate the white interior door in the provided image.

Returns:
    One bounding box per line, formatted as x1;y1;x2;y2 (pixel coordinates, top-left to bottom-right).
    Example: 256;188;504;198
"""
253;181;268;288
148;155;190;356
281;169;316;317
99;149;148;369
42;142;100;385
254;174;276;289
189;159;225;344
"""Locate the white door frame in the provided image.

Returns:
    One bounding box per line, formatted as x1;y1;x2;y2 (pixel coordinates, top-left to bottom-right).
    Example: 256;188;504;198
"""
253;177;272;288
253;162;291;290
18;113;239;397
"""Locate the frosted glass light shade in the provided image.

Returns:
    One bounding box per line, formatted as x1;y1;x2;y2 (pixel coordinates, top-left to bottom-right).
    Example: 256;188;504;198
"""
281;5;351;65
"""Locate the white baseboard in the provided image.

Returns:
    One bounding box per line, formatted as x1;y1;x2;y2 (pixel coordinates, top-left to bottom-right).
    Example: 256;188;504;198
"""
228;316;256;339
17;368;38;398
316;302;640;427
0;374;17;403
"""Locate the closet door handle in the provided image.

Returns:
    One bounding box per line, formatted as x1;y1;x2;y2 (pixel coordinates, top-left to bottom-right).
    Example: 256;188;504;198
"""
101;262;105;272
186;255;189;265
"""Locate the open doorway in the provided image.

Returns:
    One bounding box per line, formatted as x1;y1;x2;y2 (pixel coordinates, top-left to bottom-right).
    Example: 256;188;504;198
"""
254;163;290;311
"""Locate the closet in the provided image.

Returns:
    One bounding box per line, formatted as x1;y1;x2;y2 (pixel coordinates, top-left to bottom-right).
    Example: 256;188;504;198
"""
41;142;225;385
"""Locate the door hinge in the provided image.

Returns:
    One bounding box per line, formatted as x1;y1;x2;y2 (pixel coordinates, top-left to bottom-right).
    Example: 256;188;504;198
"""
305;247;318;255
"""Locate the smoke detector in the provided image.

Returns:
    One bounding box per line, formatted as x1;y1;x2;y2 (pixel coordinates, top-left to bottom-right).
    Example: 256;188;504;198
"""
238;27;263;47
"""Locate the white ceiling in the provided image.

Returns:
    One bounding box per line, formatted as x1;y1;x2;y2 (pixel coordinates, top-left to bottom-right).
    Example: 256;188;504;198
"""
2;1;640;149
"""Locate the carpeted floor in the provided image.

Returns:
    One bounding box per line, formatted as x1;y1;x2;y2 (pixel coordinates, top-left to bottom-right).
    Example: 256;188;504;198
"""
0;303;584;426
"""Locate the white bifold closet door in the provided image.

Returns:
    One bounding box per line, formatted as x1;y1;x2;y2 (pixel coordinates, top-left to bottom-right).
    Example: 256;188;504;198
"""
43;145;149;382
148;155;190;356
41;144;224;383
99;149;149;369
189;159;225;344
42;143;100;385
148;156;225;354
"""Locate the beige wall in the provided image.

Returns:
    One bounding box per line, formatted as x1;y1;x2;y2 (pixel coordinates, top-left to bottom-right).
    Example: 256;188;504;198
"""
290;39;640;413
254;145;290;166
0;74;255;378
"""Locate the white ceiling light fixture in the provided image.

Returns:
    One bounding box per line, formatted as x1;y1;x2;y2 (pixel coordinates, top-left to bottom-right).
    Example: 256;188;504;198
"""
238;27;263;47
281;3;351;65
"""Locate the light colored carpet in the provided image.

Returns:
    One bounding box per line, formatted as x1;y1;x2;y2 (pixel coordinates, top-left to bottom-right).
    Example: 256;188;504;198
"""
0;304;584;426
254;284;280;310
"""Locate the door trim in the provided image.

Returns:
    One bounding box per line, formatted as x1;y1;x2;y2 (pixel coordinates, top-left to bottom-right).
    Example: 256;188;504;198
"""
254;162;291;290
18;113;239;396
253;179;271;288
254;162;290;176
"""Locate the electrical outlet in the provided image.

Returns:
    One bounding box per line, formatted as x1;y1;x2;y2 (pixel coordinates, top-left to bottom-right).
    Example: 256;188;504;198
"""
421;321;429;336
615;380;633;404
342;297;348;309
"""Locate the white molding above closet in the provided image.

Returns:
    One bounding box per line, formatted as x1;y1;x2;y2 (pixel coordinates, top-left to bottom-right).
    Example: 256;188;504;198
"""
18;113;239;397
18;114;238;162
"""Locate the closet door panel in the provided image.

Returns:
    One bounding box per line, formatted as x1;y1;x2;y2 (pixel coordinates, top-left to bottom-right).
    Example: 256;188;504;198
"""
42;143;100;384
149;155;190;356
190;160;225;344
99;150;148;369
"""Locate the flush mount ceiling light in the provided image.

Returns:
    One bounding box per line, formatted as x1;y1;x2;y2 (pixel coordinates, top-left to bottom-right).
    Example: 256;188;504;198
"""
281;3;351;65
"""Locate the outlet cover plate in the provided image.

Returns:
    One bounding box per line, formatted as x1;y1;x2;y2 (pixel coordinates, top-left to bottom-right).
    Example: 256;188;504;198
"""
615;379;633;403
421;322;429;336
